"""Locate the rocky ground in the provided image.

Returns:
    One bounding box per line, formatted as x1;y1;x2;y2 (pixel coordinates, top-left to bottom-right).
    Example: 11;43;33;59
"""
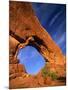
9;65;66;89
9;57;66;89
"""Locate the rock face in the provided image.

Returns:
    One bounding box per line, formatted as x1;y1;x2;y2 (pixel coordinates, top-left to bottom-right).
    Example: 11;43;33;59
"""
9;64;26;75
9;1;66;89
9;1;65;65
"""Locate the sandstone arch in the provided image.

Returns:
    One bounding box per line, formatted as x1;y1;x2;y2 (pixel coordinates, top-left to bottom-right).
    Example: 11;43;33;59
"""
9;1;65;66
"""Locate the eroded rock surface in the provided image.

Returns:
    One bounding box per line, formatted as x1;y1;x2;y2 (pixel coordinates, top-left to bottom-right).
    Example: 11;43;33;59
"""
9;1;66;89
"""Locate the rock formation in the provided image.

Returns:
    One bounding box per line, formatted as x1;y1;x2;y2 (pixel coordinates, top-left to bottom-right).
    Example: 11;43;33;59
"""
9;1;66;89
9;1;65;65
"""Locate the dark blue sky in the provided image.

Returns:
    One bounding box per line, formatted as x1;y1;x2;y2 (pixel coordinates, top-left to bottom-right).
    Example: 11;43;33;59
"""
32;3;66;55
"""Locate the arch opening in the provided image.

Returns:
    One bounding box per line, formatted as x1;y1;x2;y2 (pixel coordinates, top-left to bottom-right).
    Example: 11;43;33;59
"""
17;46;46;75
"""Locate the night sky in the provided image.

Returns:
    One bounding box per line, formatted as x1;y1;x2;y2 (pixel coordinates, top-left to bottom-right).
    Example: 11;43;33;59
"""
18;3;66;75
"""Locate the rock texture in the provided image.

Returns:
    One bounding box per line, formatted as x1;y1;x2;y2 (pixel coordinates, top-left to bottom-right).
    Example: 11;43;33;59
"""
9;1;66;89
9;1;65;65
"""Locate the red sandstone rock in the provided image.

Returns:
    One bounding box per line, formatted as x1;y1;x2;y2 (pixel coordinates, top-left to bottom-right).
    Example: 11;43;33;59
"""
9;1;65;66
9;1;66;88
9;64;26;75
